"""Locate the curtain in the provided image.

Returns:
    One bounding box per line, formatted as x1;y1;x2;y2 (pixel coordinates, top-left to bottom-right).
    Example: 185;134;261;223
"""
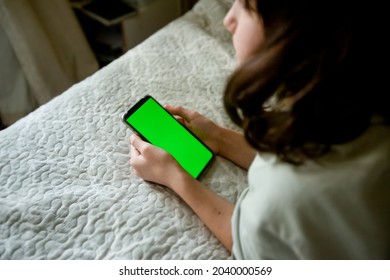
0;0;98;126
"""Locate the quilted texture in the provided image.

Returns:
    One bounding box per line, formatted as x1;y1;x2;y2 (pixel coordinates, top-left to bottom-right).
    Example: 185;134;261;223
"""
0;0;248;259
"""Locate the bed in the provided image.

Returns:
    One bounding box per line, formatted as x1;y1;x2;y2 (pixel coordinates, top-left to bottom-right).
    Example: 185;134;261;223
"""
0;0;248;259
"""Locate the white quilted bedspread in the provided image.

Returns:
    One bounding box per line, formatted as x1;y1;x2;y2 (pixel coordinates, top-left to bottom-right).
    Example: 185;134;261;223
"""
0;0;248;259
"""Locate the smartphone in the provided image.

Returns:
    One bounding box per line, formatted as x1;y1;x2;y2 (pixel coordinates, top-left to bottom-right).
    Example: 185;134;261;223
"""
122;95;214;179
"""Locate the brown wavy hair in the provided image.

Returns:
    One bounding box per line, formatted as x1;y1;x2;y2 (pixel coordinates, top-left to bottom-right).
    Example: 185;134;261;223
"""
224;0;388;164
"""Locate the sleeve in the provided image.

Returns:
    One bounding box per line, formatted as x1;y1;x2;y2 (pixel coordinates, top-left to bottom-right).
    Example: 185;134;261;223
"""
232;153;390;259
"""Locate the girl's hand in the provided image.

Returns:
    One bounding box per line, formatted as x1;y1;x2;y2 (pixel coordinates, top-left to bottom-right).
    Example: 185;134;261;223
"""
130;118;235;253
164;105;222;154
130;134;187;187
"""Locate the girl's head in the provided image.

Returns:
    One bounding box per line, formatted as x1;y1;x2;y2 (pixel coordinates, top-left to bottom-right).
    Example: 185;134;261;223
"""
223;0;387;163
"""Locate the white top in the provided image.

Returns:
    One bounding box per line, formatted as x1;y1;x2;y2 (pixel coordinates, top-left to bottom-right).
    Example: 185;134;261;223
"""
232;123;390;259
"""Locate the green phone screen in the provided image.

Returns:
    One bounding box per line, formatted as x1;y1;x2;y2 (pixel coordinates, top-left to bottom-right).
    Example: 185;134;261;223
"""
124;96;214;179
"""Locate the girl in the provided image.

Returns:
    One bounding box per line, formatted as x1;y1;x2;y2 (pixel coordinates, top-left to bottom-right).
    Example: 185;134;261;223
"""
130;0;389;259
